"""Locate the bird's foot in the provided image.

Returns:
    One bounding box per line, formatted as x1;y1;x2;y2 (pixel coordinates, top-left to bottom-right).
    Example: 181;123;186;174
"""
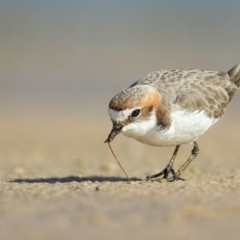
146;164;176;180
146;165;185;182
165;174;185;182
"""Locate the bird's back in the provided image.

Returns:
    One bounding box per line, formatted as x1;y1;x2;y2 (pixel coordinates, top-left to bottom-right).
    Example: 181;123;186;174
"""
130;65;240;119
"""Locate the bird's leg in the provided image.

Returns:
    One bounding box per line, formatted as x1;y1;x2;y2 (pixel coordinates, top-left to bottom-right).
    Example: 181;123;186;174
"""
146;145;180;180
167;142;199;182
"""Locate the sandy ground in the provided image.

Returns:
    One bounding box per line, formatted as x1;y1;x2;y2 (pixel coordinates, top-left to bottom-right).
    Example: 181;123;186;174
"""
1;114;240;240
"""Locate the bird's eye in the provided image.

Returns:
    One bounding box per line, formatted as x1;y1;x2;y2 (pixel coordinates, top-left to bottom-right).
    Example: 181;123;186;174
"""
131;109;140;117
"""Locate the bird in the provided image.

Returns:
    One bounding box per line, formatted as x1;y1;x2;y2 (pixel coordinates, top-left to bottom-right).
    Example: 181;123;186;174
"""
105;64;240;182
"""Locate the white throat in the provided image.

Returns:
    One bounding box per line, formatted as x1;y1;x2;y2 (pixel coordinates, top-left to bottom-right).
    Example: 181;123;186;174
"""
122;110;157;137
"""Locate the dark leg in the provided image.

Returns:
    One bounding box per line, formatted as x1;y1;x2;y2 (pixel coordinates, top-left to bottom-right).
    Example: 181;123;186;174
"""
167;141;199;182
146;145;180;180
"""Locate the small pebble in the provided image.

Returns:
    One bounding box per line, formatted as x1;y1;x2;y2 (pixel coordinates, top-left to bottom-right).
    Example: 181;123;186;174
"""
159;178;167;183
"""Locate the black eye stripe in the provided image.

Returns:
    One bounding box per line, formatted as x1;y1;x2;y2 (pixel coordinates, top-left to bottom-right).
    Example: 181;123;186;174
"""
131;109;140;117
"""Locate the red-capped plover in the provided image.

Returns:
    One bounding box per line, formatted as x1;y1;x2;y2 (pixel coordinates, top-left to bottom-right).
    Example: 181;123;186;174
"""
105;64;240;182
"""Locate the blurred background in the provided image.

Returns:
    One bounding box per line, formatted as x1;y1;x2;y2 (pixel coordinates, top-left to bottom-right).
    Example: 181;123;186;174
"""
0;0;240;179
1;2;240;239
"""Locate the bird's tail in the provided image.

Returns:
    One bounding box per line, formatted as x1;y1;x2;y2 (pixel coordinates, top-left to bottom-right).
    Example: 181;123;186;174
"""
228;63;240;87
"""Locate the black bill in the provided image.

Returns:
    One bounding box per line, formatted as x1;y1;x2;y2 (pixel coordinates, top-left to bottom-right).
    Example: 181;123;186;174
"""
104;124;123;143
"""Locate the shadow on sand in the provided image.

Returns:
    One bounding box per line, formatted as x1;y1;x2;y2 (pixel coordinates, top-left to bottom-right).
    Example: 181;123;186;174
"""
10;176;141;184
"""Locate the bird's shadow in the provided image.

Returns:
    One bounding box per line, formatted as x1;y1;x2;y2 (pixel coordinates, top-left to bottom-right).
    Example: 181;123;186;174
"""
10;176;141;184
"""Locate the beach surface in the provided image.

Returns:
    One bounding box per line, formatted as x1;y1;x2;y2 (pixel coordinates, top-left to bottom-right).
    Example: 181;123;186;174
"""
1;114;240;240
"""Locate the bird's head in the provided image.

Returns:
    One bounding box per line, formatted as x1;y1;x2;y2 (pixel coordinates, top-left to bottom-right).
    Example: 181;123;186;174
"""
105;85;170;143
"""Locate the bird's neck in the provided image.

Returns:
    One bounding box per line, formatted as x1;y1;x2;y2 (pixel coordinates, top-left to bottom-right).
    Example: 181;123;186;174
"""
155;104;172;129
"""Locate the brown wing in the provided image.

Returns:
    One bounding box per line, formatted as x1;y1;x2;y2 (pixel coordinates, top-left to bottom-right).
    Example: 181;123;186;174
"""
131;69;239;118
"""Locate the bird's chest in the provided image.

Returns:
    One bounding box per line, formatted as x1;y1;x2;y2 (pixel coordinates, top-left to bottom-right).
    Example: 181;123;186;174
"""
122;110;217;146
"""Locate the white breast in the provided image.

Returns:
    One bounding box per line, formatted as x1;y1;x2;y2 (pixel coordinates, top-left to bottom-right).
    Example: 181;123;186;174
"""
122;110;218;146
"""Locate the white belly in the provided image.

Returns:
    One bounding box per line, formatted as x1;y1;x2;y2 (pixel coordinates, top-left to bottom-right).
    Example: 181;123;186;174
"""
122;110;218;146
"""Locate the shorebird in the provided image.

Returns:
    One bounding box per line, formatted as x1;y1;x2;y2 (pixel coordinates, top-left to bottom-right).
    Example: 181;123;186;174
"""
105;64;240;182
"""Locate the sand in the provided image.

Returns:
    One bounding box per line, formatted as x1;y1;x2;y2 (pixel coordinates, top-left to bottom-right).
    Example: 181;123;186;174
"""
1;115;240;240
